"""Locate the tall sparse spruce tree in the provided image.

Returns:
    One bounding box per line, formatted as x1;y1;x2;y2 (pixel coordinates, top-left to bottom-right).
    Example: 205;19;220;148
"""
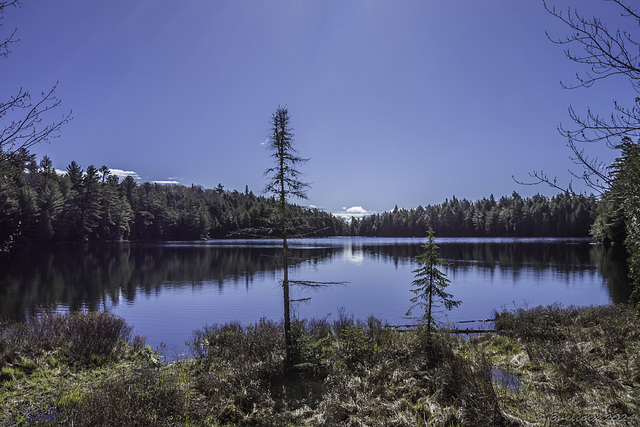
264;106;309;365
406;228;460;333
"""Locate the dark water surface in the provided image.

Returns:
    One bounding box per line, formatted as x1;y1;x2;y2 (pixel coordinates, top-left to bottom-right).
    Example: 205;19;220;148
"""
0;237;630;357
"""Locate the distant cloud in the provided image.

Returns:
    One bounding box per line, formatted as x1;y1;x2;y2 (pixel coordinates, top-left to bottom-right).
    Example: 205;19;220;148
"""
54;167;141;181
346;206;368;214
109;168;141;181
152;180;180;185
53;166;176;185
333;206;375;219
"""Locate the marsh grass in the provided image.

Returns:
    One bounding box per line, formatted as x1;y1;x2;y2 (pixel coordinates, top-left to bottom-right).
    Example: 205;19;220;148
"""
1;310;136;366
2;304;640;426
490;303;640;425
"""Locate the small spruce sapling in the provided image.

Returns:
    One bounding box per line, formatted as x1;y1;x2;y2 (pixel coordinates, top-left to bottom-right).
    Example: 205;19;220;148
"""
406;228;461;333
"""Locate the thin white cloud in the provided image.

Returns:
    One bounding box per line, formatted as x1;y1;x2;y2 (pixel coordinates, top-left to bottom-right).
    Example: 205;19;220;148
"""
333;206;375;219
109;168;141;180
54;169;67;176
152;180;180;185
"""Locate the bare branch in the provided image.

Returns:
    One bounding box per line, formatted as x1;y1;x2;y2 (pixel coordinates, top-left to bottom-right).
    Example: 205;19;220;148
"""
0;83;72;153
512;172;574;194
544;0;640;91
0;1;20;58
527;1;640;193
1;2;72;154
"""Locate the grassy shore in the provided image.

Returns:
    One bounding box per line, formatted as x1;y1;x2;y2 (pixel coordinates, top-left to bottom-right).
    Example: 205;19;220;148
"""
1;305;639;426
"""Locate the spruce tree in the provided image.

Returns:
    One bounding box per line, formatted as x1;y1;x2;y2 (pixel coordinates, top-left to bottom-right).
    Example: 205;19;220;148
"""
406;228;460;333
264;106;309;366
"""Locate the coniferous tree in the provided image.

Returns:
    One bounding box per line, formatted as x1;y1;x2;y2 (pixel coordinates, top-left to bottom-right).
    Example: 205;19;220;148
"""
36;156;63;241
594;138;640;301
60;161;83;240
264;106;309;366
406;228;460;334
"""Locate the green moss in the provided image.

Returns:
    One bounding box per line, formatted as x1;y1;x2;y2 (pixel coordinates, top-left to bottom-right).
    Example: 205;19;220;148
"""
1;365;26;387
57;383;86;406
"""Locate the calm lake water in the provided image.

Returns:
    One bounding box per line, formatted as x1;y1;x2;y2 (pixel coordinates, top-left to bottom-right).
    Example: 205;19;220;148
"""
0;237;631;357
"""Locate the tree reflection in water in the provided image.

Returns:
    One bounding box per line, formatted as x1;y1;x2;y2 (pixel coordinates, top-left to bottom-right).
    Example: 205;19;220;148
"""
0;238;630;325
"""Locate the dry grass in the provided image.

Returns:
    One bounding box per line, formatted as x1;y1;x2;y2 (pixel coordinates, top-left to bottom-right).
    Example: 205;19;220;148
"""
488;303;640;425
1;304;640;426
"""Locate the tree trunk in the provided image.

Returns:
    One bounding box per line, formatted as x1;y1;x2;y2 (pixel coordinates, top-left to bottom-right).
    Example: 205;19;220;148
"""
427;268;433;338
283;229;291;366
280;147;292;367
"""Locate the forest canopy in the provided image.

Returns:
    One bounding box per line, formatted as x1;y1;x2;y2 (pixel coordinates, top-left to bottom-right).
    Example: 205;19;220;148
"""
0;152;597;246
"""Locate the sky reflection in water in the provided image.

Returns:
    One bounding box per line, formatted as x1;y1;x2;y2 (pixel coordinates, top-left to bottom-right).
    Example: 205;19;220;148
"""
0;237;627;357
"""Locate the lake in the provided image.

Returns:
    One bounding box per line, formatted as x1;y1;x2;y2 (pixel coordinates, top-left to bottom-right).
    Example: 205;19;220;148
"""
0;237;631;358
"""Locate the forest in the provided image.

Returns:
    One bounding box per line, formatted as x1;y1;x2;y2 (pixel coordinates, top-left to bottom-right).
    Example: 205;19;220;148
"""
349;192;596;238
0;150;344;245
0;149;598;247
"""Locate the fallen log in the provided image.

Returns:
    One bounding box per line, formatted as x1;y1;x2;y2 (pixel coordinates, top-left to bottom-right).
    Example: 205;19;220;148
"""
388;326;497;334
457;318;495;324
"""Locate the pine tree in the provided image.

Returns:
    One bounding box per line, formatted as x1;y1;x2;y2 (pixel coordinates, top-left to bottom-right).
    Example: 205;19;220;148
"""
406;228;460;333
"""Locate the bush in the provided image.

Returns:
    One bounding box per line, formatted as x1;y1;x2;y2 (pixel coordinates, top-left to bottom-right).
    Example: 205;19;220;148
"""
0;310;134;365
190;317;283;364
63;311;133;362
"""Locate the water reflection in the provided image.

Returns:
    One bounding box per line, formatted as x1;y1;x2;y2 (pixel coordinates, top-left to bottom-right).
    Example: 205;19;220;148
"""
0;242;339;321
1;238;631;321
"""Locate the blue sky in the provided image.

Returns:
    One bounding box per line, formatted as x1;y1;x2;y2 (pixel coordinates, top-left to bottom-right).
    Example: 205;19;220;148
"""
2;0;632;217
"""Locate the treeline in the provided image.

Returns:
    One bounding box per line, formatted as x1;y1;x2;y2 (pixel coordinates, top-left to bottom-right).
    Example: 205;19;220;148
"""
590;138;640;299
0;151;345;244
348;192;597;237
1;151;599;245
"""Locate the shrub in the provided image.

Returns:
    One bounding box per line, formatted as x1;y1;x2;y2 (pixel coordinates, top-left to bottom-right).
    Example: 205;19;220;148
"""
332;307;355;337
0;310;134;365
190;318;283;363
63;311;133;362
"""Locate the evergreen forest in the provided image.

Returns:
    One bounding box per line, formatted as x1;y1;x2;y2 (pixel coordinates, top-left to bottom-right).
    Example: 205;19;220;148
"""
348;192;596;238
0;150;598;246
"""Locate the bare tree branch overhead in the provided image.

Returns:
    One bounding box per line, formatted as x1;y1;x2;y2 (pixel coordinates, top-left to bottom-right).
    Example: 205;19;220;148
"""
544;0;640;146
0;1;19;59
0;1;71;155
0;83;71;152
544;0;640;92
519;1;640;194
